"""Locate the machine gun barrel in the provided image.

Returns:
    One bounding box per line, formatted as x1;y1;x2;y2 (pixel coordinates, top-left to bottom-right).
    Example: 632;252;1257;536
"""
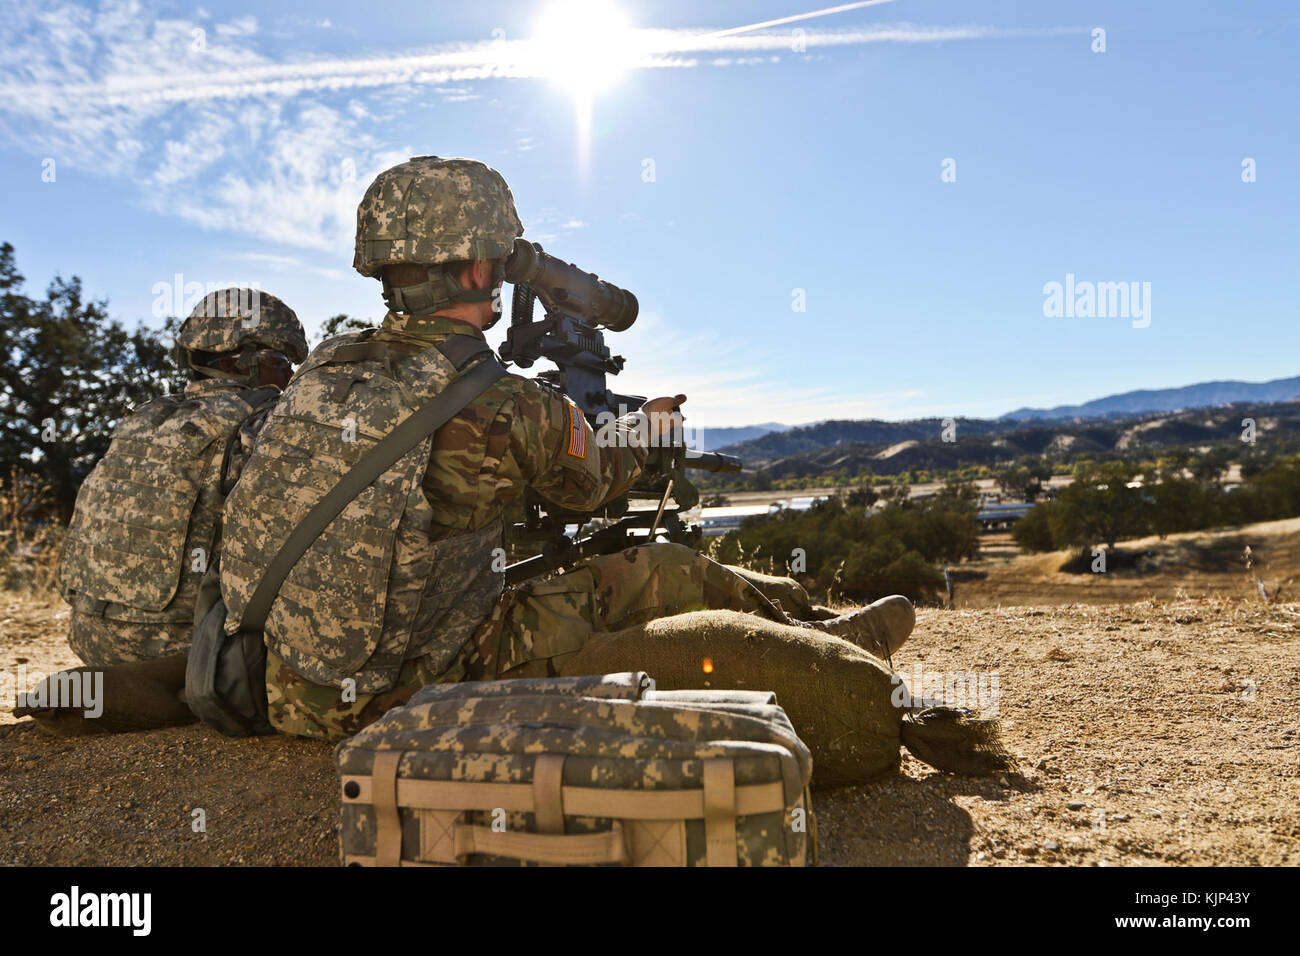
684;451;742;475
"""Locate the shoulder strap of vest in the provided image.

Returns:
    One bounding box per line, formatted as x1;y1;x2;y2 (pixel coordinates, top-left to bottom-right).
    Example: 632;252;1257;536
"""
239;336;506;633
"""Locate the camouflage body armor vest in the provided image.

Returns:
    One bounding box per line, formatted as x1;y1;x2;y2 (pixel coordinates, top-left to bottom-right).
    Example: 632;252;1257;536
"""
59;384;277;632
221;332;504;694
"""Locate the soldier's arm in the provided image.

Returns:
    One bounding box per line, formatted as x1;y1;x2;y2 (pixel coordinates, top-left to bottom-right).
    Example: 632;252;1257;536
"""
510;383;649;512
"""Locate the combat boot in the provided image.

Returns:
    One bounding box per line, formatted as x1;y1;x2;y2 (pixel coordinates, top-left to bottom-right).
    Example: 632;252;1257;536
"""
13;654;194;736
809;595;916;660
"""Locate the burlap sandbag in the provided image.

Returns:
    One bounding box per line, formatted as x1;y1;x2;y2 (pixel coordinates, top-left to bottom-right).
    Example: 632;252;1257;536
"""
559;610;1015;786
900;707;1013;776
559;609;904;785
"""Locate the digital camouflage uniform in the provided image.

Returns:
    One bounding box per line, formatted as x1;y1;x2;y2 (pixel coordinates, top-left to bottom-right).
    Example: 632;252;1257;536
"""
57;289;306;666
242;313;791;739
225;156;814;739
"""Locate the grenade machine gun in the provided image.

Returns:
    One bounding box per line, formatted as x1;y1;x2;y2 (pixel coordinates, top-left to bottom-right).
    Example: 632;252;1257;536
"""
497;239;741;584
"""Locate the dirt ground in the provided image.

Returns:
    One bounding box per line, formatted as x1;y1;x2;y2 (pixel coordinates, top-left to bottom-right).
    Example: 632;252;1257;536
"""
956;516;1300;609
2;589;1296;866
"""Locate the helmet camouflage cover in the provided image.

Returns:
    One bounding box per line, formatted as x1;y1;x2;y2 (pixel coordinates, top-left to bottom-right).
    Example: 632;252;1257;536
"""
176;288;308;363
353;156;524;278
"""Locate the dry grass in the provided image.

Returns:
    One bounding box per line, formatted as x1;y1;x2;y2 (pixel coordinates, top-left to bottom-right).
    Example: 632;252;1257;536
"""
0;468;64;596
956;515;1300;608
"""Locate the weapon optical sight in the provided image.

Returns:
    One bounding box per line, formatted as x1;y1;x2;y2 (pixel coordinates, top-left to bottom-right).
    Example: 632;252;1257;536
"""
504;239;638;333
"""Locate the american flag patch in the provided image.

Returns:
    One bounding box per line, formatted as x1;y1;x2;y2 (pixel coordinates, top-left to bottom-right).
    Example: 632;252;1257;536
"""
566;402;587;459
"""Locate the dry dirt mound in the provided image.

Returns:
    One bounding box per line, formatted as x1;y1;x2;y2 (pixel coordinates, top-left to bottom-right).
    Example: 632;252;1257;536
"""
958;515;1300;608
2;597;1297;866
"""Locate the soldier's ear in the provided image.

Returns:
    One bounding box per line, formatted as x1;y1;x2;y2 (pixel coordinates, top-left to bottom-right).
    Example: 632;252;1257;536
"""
470;259;495;290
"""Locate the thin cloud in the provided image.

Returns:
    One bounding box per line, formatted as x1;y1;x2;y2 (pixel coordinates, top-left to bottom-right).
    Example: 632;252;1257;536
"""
0;14;1083;111
225;250;351;280
605;309;886;427
0;0;1085;302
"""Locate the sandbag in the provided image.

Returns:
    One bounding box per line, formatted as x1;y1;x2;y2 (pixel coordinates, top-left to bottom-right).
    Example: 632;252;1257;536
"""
559;610;901;784
901;707;1012;775
558;609;1014;785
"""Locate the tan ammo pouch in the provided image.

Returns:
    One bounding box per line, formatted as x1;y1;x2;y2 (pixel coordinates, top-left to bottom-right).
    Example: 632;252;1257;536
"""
335;672;816;867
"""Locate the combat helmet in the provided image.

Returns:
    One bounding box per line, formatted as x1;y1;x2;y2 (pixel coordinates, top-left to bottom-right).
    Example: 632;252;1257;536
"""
353;156;524;318
175;287;308;383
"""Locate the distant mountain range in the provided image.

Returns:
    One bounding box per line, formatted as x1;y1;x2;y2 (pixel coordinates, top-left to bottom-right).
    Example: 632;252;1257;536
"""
692;422;794;451
711;399;1300;481
700;374;1300;461
1000;375;1300;422
715;417;1005;460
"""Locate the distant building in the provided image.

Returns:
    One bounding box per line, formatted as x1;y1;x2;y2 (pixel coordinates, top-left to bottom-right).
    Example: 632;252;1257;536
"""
975;501;1035;531
698;495;828;536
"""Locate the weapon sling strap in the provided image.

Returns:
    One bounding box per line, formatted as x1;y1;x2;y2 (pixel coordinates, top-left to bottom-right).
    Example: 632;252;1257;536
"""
239;334;506;633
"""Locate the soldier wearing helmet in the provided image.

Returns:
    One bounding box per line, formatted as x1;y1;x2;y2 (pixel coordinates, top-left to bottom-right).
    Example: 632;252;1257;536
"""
174;286;307;391
218;157;914;741
56;288;307;668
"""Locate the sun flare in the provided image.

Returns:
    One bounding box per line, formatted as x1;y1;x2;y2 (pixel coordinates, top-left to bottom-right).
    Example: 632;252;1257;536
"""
530;0;640;99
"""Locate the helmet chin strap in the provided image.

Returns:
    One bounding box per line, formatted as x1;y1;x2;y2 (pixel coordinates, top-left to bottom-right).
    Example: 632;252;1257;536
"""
188;350;261;387
190;362;245;383
382;261;505;320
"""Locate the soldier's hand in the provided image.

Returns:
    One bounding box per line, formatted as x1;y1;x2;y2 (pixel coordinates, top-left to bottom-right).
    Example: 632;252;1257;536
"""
640;394;686;441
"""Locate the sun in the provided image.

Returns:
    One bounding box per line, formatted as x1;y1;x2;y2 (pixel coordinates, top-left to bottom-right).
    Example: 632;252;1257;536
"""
530;0;640;99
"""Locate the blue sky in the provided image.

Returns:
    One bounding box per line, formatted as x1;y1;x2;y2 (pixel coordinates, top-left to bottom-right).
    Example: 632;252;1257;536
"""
1;0;1296;427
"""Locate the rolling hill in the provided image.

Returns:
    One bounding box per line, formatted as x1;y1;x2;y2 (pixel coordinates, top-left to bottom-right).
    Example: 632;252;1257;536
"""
691;421;794;451
713;399;1300;480
1000;374;1300;422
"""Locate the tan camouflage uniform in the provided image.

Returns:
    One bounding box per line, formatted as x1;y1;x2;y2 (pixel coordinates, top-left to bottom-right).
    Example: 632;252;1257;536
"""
58;286;306;668
59;379;280;665
261;314;791;739
240;156;810;739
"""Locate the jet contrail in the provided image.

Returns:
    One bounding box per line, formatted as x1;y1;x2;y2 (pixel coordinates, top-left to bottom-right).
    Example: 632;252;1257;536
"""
0;1;1080;114
698;0;899;40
